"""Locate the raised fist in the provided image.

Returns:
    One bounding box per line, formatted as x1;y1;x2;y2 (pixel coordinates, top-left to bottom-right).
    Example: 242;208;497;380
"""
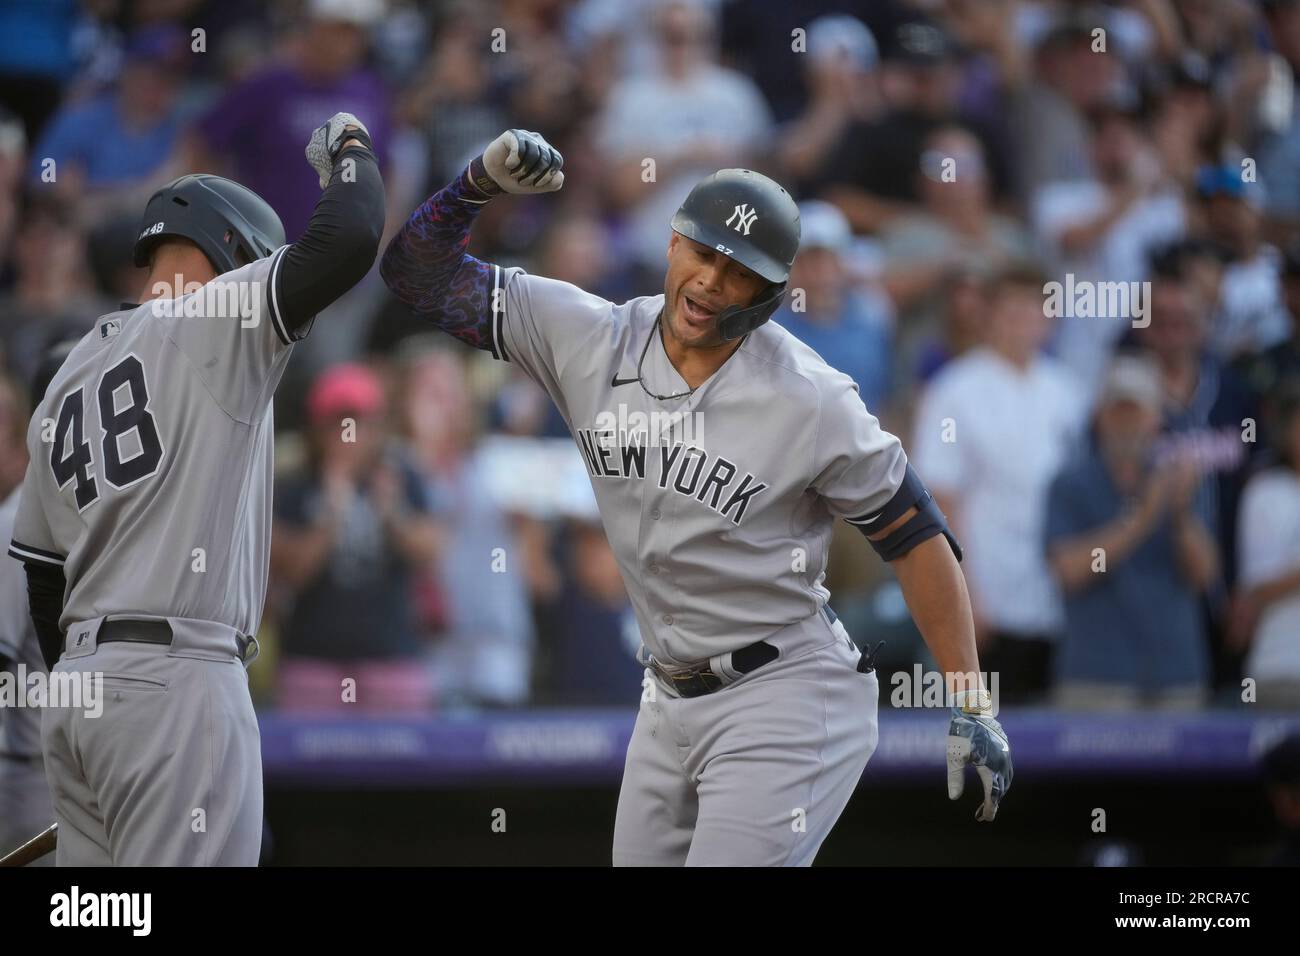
474;129;564;195
306;112;372;189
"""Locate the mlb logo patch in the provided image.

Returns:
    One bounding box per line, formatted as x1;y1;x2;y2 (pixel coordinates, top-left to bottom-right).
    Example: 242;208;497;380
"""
100;319;121;339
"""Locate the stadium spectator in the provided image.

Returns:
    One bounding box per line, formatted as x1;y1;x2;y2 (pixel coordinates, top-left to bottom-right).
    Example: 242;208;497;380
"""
1232;384;1300;710
1256;0;1300;233
880;125;1035;333
911;264;1087;703
270;363;439;713
28;25;192;214
1046;355;1216;710
1034;100;1186;392
822;15;1011;234
1134;266;1259;588
0;193;104;385
912;267;988;386
596;0;772;278
1234;242;1300;443
397;8;509;191
0;0;79;142
776;14;880;196
0;108;24;280
0;369;27;499
538;520;642;707
191;0;392;240
773;200;893;412
1195;166;1290;359
1009;15;1120;203
398;347;536;709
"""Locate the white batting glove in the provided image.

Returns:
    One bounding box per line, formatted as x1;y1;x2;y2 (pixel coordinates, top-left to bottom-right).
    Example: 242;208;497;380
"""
305;111;372;189
475;129;564;194
946;689;1013;822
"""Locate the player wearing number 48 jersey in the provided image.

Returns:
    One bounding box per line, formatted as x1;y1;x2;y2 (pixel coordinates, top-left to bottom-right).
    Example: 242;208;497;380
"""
6;113;385;866
383;130;1013;865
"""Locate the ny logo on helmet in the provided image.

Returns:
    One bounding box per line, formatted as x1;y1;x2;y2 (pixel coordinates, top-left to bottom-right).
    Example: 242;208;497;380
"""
726;204;758;235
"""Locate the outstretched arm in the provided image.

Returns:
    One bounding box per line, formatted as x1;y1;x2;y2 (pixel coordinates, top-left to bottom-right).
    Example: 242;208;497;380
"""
379;169;498;349
380;129;564;351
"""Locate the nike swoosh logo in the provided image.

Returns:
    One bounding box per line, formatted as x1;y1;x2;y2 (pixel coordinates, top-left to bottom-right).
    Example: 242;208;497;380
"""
611;375;639;387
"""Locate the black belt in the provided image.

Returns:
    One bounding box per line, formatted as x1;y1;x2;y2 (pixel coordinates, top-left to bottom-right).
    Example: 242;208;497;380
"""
94;619;252;660
651;639;780;698
98;619;175;646
0;752;39;765
649;606;850;698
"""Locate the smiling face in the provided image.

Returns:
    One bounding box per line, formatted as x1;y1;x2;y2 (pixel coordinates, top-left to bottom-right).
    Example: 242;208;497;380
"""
663;232;769;350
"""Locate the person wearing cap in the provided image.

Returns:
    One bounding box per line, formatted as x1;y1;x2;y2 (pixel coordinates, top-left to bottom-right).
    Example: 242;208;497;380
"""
269;362;440;713
28;25;193;197
773;200;892;412
1195;165;1290;358
1044;354;1218;710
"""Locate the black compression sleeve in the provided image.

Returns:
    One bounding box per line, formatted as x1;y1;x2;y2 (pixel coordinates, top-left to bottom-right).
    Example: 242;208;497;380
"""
276;144;386;334
24;562;65;670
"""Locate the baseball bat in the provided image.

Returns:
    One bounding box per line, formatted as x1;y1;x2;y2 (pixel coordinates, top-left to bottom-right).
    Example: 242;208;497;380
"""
0;823;57;866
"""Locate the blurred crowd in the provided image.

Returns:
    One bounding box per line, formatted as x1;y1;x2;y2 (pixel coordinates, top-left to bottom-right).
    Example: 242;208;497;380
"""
0;0;1298;713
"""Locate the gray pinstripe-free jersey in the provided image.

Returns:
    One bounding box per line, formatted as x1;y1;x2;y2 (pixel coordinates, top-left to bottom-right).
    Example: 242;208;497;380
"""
489;265;908;666
7;247;304;638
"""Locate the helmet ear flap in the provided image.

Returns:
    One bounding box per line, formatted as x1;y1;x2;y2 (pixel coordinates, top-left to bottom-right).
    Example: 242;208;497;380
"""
717;283;787;341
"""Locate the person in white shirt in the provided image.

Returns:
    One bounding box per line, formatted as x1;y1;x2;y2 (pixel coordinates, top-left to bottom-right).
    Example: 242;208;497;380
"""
1233;384;1300;709
1196;167;1290;359
1033;101;1186;393
595;0;772;276
912;264;1089;703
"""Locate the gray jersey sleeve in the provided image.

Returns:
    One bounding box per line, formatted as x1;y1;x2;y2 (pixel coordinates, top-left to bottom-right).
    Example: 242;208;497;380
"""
10;453;64;568
0;493;34;654
492;265;614;412
810;375;908;525
150;246;300;423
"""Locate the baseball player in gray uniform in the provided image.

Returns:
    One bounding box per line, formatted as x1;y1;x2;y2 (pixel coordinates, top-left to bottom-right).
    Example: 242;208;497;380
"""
6;113;384;866
382;130;1013;866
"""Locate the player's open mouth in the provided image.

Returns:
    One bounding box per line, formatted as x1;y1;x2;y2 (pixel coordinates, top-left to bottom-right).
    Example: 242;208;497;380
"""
681;295;717;327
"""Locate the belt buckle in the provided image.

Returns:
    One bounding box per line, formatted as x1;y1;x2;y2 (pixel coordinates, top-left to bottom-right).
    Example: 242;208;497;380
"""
655;660;722;698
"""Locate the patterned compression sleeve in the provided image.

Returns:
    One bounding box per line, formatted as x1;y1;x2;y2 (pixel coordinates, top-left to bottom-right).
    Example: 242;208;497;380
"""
380;171;497;352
